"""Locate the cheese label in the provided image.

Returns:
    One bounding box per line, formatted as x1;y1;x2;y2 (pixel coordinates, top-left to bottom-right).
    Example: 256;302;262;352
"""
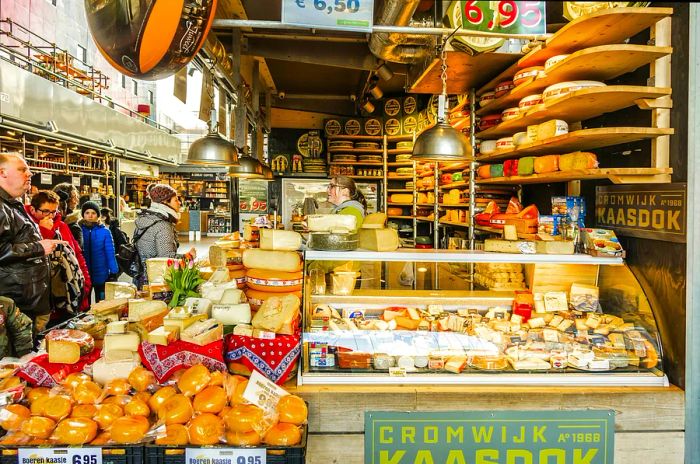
19;448;102;464
364;118;382;136
325;119;342;136
184;447;264;464
389;367;407;377
243;370;289;414
247;277;302;287
345;119;361;135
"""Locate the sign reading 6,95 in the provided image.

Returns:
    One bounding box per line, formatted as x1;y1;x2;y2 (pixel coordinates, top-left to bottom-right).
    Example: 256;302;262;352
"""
282;0;374;32
459;1;546;35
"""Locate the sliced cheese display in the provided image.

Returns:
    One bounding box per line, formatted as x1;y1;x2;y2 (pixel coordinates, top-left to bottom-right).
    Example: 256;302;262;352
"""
242;249;303;273
251;294;301;335
211;303;252;325
103;331;140;353
536;119;568;141
105;282;136;300
184;298;213;316
245;269;303;293
390;193;413;203
91;354;141;386
147;326;179;346
146;257;171;283
209;245;243;269
180;319;223;346
542;80;606;102
307;214;356;233
259;229;302;251
163;311;208;331
359;229;400;251
128;299;168;322
245;288;303;311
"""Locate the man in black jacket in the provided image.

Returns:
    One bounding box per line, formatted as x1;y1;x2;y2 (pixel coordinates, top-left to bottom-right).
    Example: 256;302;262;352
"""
0;153;66;331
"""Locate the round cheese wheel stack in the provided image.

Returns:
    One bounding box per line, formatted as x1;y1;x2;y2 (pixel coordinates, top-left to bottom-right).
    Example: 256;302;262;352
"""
545;54;570;70
518;94;543;113
229;269;247;289
479;91;495;107
542;80;606;102
513;66;544;86
501;107;520;121
246;269;303;293
494;80;514;98
245;288;302;311
479;114;501;131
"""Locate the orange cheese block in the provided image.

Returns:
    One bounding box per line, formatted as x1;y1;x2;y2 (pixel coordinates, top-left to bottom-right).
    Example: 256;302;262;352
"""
387;207;403;216
477;165;492;179
230;269;247;289
395;316;420;330
245;288;303;311
245;269;303;293
533;155;560;174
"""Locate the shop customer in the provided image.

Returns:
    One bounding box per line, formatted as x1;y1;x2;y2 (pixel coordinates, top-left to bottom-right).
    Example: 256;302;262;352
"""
0;153;65;330
327;176;367;230
0;296;34;359
53;183;83;248
80;201;118;302
133;184;195;288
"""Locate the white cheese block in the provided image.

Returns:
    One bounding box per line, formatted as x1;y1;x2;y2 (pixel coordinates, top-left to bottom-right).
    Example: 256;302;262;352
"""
212;303;252;325
91;298;128;316
359;228;399;251
103;331;140;353
209;245;243;268
92;355;141;386
128;299;168;322
184;297;213;316
208;268;231;284
104;349;137;363
105;282;136;300
536;120;569;141
220;288;246;305
200;281;242;304
259;229;302;251
146;257;171;284
106;321;128;335
479;140;498;155
147;326;179;346
242;249;302;273
307;214;356;232
163;312;208;331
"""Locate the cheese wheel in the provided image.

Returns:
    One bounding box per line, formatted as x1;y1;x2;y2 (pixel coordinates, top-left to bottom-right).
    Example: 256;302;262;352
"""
513;66;544;86
479;140;498;155
494;80;514;98
496;137;514;150
246;269;303;293
229;269;247;288
501;107;520;121
479;91;495;108
543;80;606;102
386;207;403;216
396;167;414;176
259;229;302;251
512;132;531;146
518;94;543;113
243;249;302;273
545;54;570;70
479;114;501;131
477;165;491;179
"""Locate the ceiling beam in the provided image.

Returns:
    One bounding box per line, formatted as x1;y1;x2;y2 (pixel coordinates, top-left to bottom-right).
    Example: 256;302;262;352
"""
243;39;380;71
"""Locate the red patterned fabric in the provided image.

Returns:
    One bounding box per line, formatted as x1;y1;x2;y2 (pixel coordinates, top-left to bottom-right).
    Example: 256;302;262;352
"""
224;333;300;385
17;348;102;387
138;340;226;384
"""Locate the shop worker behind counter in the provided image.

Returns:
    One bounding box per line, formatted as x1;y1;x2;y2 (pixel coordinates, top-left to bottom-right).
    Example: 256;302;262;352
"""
0;153;67;330
327;176;367;231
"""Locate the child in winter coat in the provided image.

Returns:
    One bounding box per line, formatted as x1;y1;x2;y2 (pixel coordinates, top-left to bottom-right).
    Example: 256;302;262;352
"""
80;201;118;303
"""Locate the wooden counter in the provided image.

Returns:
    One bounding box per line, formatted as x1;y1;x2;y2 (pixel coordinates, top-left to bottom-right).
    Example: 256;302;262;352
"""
288;384;684;464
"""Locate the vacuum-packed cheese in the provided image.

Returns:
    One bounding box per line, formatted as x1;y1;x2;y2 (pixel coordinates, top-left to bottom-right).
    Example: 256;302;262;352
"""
259;229;302;251
534;155;560;174
92;354;141;386
243;249;302;273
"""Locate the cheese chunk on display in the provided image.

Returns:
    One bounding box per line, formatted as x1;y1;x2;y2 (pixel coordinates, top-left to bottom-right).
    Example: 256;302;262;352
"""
220;289;247;305
390;193;413;204
245;288;302;311
48;340;81;364
91;298;128;316
106;321;128;335
184;297;213;316
245;269;303;293
128;299;168;322
92;354;141;386
212;303;252;325
45;329;94;359
259;229;302;251
146;257;171;283
200;281;243;304
180;319;223;346
359;229;400;251
105;282;136;300
484;239;536;254
251;294;301;335
103;331;140;353
163;311;208;331
242;249;302;273
147;326;179;346
536;120;568;141
307;214;356;232
209;245;243;269
361;212;387;229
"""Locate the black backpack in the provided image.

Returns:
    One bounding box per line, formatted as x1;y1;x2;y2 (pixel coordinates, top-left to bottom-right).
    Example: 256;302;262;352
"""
116;222;156;278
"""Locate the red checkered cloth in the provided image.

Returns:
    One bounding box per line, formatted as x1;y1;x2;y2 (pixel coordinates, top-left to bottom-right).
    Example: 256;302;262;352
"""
138;339;227;384
17;348;102;387
224;333;300;385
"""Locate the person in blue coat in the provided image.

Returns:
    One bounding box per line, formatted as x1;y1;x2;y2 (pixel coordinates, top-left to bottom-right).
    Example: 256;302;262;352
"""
80;201;118;303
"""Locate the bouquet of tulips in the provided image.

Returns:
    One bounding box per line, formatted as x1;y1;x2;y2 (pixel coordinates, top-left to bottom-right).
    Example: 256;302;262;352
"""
164;257;206;307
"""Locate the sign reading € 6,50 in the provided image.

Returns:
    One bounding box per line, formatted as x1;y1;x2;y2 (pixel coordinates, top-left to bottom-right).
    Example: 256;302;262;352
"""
282;0;374;32
84;0;217;80
365;410;615;464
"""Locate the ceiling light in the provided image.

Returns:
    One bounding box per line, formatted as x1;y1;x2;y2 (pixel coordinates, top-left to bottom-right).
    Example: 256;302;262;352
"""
228;150;263;178
187;109;239;166
44;120;59;132
361;99;375;114
377;63;394;81
412;40;471;162
369;83;383;100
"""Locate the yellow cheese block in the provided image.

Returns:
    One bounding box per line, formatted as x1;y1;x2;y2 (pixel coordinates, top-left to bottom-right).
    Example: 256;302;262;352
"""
48;340;81;364
536;119;568;141
105;282;136;300
209;245;243;269
359;229;400;251
103;331;140;353
251;294;301;335
146;258;171;284
361;212;387;229
180;319;223;346
163;312;208;332
259;229;302;251
242;249;302;273
147;326;179;346
390;193;413;203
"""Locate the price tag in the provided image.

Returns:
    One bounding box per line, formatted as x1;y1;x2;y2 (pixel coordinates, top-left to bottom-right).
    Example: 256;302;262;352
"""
243;370;289;415
18;447;102;464
389;367;407;377
40;173;52;185
72;177;81;187
282;0;374;32
458;1;546;35
184;448;265;464
91;178;100;188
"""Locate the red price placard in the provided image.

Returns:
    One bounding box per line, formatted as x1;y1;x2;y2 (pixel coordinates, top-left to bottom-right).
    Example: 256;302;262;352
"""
460;1;545;35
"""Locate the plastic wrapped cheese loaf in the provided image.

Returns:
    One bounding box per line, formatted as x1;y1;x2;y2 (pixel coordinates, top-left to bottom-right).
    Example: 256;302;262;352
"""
517;157;535;176
489;164;504;178
242;249;303;273
559;151;598;170
46;329;95;364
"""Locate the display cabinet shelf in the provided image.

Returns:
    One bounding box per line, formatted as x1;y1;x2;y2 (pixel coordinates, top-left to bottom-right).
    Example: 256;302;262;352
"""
476;167;672;185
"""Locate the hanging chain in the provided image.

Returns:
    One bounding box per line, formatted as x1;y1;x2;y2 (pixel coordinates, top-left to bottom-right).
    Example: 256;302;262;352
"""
440;42;448;97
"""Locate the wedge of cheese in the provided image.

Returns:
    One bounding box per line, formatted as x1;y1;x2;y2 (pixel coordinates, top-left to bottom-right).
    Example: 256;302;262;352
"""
128;299;168;322
242;249;302;273
359;228;399;251
92;353;141;386
147;326;179;346
91;298;128;317
163;311;208;331
259;229;302;251
180;319;223;346
361;212;387;229
209;245;244;269
48;339;81;364
184;297;213;316
212;303;252;325
200;281;244;304
146;257;172;284
251;294;301;335
105;282;136;300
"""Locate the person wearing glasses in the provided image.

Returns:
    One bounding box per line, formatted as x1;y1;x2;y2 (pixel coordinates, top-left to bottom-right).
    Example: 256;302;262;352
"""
26;190;91;316
327;176;367;231
133;184;196;288
80;201;118;303
0;153;66;330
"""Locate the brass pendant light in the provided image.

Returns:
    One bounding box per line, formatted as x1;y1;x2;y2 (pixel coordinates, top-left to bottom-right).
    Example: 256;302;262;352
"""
412;37;472;162
259;163;275;181
228;146;264;179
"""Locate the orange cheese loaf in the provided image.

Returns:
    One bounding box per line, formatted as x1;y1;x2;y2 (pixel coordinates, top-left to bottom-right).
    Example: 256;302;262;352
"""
245;269;303;293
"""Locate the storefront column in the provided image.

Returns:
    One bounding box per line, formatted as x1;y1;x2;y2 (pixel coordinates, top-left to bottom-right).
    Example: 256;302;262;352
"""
686;4;700;463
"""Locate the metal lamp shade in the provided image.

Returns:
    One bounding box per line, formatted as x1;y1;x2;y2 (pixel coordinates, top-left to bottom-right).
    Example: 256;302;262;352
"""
228;153;264;178
411;121;472;161
260;164;275;181
186;132;239;165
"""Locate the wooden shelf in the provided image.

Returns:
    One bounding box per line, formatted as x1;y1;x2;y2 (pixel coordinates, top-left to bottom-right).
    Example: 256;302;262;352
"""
439;221;471;228
387;215;413;219
477;86;671;139
329;148;383;154
387;148;413;155
328;135;382;141
416;203;434;207
328;161;383;166
476;167;672;185
418;172;435;178
348;176;383;179
387;189;412;192
478;127;675;162
474;225;538;240
387;202;413;206
477;45;672;116
416;188;434;193
388;175;414;180
439;161;469;172
387;162;413;167
416;217;435;223
518;7;673;69
439;181;469;190
439;204;470;208
387;135;414;142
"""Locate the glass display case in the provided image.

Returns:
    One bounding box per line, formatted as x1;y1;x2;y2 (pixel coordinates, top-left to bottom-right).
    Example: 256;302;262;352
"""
299;250;667;386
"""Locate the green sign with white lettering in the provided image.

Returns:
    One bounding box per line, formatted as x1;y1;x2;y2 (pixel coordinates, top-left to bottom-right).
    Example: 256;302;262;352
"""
365;410;614;464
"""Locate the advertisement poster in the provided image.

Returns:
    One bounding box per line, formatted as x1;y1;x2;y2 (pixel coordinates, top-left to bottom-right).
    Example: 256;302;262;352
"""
239;179;269;213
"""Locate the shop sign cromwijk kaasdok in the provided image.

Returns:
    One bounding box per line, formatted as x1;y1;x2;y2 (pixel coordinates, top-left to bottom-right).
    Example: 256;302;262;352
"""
282;0;374;32
595;184;687;243
365;410;614;464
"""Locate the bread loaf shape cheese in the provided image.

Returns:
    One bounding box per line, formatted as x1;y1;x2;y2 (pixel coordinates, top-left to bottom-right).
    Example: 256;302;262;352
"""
307;214;356;233
386;207;404;216
362;212;387;229
245;288;303;311
390;193;413;204
259;229;302;251
103;331;140;353
90;298;128;317
209;245;244;270
533;155;560;174
251;294;301;335
46;329;95;364
242;249;302;273
359;228;399;252
245;269;303;293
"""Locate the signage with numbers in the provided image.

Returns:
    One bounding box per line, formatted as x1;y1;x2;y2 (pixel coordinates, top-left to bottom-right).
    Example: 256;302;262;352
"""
184;447;265;464
457;1;546;35
282;0;374;32
239;179;269;213
18;447;102;464
40;173;52;185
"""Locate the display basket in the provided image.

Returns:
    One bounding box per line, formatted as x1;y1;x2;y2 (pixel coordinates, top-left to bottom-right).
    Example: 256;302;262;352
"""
0;445;143;464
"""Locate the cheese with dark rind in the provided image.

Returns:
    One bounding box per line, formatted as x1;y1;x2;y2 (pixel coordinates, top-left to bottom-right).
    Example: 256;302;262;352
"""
307;232;359;251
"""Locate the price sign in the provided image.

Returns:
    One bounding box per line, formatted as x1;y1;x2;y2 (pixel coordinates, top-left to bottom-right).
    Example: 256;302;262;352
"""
18;447;102;464
282;0;374;32
184;447;265;464
91;178;100;188
239;179;269;213
458;1;546;35
72;177;81;187
40;173;52;185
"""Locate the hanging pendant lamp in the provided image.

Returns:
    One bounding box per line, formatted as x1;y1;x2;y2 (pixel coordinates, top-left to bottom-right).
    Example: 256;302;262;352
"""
412;39;472;162
187;94;239;165
228;147;264;178
260;163;275;181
